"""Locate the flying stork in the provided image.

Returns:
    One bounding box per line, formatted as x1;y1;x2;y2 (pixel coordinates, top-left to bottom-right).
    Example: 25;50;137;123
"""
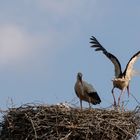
90;36;140;106
74;72;101;110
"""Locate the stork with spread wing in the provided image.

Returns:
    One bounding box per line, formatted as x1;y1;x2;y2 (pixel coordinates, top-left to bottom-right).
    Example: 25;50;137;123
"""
90;36;140;106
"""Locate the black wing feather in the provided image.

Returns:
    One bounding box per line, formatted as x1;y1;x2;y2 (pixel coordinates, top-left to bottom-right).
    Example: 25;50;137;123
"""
88;92;101;105
90;36;122;78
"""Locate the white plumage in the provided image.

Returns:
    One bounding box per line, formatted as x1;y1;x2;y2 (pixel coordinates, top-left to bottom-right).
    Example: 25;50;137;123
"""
74;72;101;109
90;36;140;106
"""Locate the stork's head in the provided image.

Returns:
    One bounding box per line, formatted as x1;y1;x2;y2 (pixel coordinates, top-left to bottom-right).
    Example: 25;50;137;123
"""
77;72;83;82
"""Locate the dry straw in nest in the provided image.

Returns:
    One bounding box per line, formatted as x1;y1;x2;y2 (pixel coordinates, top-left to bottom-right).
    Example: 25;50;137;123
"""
0;104;140;140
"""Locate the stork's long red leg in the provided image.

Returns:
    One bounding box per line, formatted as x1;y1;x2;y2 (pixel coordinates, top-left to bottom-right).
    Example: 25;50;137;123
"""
112;87;116;106
118;90;124;106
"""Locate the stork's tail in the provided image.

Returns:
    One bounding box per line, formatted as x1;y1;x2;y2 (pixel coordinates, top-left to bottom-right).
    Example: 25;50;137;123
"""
88;92;101;105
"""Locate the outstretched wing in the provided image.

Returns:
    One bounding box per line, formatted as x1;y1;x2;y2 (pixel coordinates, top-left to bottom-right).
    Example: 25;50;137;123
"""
90;36;122;78
123;51;140;80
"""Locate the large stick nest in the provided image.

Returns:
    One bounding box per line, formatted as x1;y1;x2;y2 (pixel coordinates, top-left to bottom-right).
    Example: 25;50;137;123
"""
0;104;140;140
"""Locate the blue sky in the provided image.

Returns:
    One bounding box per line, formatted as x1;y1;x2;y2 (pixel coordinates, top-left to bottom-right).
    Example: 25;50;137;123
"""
0;1;140;110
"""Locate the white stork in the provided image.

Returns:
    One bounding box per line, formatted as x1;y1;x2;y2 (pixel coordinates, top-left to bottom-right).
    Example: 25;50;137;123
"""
90;36;140;106
74;72;101;109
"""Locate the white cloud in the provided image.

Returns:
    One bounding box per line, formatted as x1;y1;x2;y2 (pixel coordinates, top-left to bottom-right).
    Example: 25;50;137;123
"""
0;24;63;79
0;24;48;66
0;25;30;65
0;1;110;69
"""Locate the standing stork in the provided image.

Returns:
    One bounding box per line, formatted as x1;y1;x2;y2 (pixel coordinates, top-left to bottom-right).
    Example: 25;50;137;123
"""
90;36;140;106
74;72;101;110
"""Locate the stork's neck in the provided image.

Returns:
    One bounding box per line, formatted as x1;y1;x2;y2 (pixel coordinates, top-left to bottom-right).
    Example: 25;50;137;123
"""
77;77;83;85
